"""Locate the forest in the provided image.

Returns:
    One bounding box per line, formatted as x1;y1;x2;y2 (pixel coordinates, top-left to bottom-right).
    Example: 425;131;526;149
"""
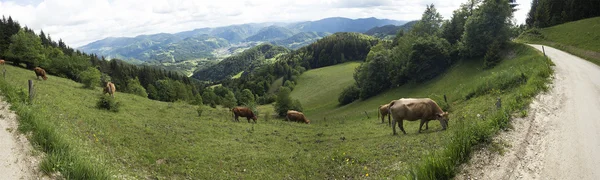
526;0;600;28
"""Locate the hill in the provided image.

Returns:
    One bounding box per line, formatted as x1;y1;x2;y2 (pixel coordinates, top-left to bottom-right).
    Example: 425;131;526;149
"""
191;44;289;81
245;26;295;42
270;32;331;49
364;20;418;39
518;17;600;65
288;17;405;33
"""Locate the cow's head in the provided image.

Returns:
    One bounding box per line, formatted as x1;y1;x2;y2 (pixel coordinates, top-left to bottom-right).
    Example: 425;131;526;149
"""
437;112;449;130
252;115;258;121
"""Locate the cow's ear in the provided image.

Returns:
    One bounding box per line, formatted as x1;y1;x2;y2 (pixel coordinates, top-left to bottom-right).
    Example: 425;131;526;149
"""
437;113;443;117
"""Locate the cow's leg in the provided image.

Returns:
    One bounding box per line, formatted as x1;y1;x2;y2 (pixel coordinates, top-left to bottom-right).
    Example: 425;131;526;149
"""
419;119;425;133
398;119;406;134
247;117;251;123
387;115;391;126
425;120;429;130
392;118;398;135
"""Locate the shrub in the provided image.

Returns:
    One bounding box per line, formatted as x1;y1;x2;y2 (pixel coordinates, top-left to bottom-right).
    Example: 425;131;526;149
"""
124;78;148;98
338;84;360;105
273;87;303;117
79;67;101;89
484;41;502;68
96;95;120;112
196;106;203;117
257;93;276;105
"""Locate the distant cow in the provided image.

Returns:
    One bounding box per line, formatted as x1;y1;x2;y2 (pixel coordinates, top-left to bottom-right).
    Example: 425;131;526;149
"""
232;107;257;123
0;59;5;65
388;98;449;135
286;110;310;124
33;67;47;80
378;103;391;125
103;82;116;98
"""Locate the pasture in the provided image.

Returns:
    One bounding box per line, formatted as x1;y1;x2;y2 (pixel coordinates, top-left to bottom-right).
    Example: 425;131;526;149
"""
518;17;600;65
0;44;552;179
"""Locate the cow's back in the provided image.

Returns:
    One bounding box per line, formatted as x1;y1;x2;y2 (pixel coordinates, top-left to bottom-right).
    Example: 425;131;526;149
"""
390;98;438;120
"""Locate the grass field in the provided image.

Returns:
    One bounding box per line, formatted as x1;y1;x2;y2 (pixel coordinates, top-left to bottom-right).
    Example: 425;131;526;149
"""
517;17;600;65
0;44;552;179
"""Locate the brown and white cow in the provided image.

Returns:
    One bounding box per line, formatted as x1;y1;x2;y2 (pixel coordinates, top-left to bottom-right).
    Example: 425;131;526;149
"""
232;107;257;123
103;82;116;98
378;103;391;125
33;67;47;80
388;98;449;135
286;110;310;124
0;59;5;65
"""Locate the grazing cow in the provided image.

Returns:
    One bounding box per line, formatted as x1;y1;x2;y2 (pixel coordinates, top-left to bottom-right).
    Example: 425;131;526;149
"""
388;98;449;135
33;67;47;80
103;82;116;98
378;103;391;125
0;59;5;65
232;107;257;123
286;110;310;124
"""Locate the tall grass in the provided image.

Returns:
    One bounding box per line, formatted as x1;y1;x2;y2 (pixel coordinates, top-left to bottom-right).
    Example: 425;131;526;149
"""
0;79;111;179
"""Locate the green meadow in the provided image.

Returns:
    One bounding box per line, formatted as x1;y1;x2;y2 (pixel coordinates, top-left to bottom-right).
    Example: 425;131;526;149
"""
0;43;552;179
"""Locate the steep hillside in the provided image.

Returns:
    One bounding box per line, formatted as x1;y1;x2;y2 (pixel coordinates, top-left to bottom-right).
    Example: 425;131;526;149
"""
288;17;405;33
364;20;418;39
518;17;600;65
271;32;331;49
192;44;289;81
292;32;378;68
245;26;295;42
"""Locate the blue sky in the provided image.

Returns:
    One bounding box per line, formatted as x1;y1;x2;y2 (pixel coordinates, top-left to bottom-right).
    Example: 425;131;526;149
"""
0;0;531;47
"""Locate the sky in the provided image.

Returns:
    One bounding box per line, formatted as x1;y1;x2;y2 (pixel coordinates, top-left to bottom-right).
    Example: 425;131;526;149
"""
0;0;531;48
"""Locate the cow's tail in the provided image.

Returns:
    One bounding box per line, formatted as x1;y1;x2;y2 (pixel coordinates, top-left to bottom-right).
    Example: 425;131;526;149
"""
388;101;396;123
377;106;380;119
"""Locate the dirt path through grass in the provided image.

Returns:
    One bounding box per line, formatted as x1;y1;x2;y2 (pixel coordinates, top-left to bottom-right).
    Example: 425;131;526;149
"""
0;96;47;179
456;44;600;179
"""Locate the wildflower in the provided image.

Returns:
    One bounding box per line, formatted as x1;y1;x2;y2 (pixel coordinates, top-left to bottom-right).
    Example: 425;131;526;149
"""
366;173;369;177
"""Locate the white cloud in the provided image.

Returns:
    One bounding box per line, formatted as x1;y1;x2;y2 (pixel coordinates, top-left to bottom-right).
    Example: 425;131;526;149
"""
0;0;531;48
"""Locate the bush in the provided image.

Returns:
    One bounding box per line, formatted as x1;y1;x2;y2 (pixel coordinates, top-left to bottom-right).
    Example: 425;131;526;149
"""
273;87;303;117
79;67;101;89
96;95;120;112
257;93;276;105
484;41;502;68
338;84;360;105
124;78;148;98
196;106;203;117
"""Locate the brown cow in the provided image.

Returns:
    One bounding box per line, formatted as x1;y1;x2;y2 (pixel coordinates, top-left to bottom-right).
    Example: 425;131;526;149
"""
103;82;116;98
232;107;257;123
33;67;47;80
0;59;5;65
388;98;449;135
286;110;310;124
378;103;391;125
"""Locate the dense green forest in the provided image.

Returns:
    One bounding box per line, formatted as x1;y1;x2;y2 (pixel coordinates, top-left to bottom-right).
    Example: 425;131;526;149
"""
526;0;600;28
364;20;418;39
0;16;208;104
341;0;515;104
191;43;290;81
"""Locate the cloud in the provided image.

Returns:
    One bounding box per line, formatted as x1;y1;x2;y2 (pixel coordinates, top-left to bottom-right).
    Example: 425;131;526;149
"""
0;0;531;48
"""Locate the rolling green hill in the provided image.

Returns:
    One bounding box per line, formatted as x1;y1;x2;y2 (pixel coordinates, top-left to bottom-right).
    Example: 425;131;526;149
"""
270;32;331;49
518;17;600;65
245;26;295;42
0;43;551;179
364;20;418;39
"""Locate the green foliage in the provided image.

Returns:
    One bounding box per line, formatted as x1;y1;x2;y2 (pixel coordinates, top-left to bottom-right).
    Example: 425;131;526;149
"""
202;88;218;108
196;106;204;117
6;29;46;68
526;0;600;28
441;0;479;45
338;84;360;105
274;87;303;117
405;36;451;83
124;77;148;98
461;0;513;58
238;89;255;106
411;4;444;37
283;80;295;91
78;67;102;89
484;41;502;68
191;94;203;106
221;90;237;109
96;95;120;112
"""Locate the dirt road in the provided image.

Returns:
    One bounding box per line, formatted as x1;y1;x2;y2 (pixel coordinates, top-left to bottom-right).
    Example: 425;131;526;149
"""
456;45;600;179
0;96;45;179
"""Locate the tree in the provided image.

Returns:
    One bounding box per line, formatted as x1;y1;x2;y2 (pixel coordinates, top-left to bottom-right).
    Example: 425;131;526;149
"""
441;0;480;45
405;36;451;82
238;89;255;106
79;67;102;89
222;91;237;109
273;87;302;117
411;4;444;37
461;0;513;58
125;77;148;98
6;29;46;68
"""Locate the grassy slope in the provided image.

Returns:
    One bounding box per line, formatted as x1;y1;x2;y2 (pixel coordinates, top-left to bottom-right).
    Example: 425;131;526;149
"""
0;44;551;179
290;62;360;114
517;17;600;65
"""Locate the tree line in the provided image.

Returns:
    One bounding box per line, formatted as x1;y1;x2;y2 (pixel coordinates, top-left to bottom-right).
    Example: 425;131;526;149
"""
526;0;600;28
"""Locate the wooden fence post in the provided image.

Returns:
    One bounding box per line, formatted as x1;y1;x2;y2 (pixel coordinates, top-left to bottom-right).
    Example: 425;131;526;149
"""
2;68;5;79
28;80;34;103
542;46;546;56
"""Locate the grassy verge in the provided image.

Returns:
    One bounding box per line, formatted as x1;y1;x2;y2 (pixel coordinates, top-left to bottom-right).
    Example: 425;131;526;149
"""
0;78;111;179
517;17;600;65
